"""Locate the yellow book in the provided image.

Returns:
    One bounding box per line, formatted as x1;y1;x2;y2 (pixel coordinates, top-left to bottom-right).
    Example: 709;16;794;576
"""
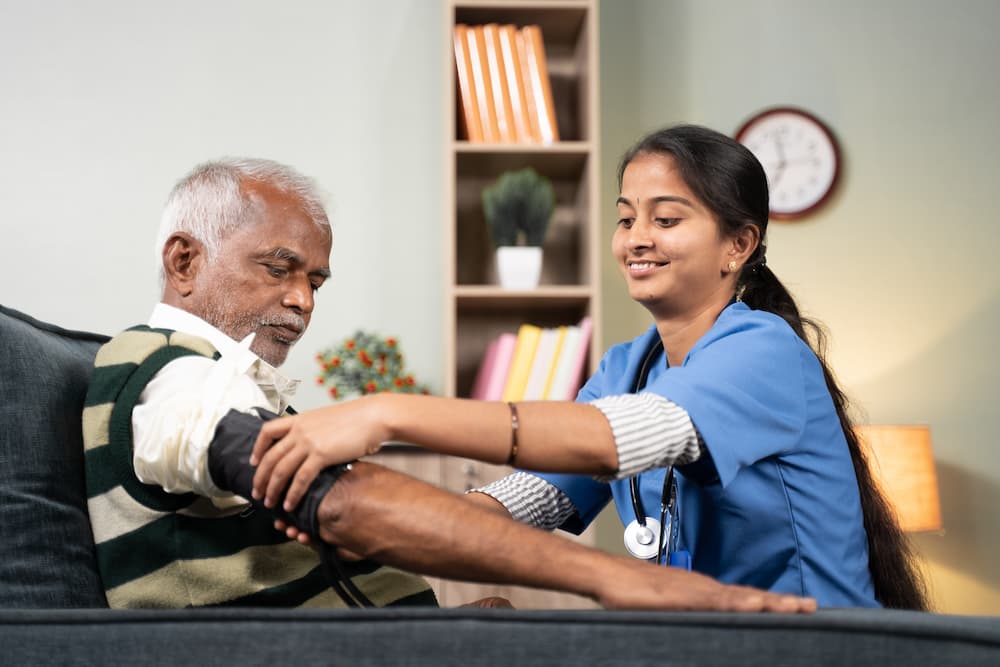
501;324;542;402
540;326;567;399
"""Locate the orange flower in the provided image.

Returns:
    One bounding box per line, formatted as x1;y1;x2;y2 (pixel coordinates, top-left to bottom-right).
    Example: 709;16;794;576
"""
364;381;377;393
329;387;339;398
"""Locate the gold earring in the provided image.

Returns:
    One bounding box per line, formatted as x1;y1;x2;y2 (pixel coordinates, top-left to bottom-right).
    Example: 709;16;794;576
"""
728;260;737;272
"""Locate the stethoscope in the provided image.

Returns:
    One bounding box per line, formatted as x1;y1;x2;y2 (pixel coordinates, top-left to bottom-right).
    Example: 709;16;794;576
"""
621;338;689;568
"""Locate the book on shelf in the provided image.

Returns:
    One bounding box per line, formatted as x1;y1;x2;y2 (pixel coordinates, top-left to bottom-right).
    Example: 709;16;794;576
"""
482;23;516;143
497;24;534;143
470;332;518;400
501;323;542;402
522;326;565;400
452;23;558;144
470;317;592;402
545;316;593;401
453;24;483;143
467;25;501;143
519;24;559;144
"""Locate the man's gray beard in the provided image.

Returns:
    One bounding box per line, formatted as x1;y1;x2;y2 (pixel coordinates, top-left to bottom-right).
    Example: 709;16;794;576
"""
201;303;305;367
202;304;257;347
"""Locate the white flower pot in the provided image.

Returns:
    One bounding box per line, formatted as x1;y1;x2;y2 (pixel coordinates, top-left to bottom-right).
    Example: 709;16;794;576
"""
495;246;542;290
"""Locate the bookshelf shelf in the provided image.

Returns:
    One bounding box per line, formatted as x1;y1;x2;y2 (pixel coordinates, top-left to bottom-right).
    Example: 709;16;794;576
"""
453;284;592;301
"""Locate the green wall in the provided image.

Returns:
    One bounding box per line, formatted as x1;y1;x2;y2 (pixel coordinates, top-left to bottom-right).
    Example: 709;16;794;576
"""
599;0;1000;614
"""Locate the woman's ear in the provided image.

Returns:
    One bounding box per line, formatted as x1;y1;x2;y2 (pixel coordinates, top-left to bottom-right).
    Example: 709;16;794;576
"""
729;225;761;266
161;233;203;298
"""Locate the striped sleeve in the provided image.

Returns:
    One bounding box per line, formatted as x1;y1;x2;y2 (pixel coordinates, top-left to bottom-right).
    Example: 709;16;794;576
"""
590;392;704;480
471;471;578;531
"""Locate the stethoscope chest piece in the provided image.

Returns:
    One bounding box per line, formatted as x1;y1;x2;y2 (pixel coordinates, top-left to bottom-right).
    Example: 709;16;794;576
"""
623;516;662;561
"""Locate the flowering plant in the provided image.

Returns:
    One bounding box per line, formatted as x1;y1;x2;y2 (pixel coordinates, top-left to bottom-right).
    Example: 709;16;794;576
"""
315;330;430;400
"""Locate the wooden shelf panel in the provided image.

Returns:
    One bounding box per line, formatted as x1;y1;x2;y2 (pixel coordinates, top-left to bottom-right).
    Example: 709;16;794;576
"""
453;4;588;49
454;145;590;180
454;284;592;306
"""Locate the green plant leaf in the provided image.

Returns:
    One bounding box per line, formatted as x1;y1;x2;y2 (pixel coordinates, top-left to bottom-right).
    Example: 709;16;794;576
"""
481;168;555;247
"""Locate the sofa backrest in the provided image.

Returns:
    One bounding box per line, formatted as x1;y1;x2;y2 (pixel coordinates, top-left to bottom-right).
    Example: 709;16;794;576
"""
0;305;109;607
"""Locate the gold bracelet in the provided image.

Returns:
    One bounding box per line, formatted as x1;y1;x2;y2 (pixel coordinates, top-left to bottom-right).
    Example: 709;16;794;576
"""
506;402;520;466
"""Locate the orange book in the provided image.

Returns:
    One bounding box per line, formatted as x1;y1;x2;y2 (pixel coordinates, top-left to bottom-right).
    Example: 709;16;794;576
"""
482;23;515;143
498;24;534;143
453;24;483;142
519;25;559;144
514;29;542;143
467;25;501;143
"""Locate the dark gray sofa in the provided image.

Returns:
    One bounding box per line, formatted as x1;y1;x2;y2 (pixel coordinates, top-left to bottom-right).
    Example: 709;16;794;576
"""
2;303;998;666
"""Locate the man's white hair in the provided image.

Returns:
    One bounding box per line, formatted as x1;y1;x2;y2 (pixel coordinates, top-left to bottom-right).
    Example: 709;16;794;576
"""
155;157;330;287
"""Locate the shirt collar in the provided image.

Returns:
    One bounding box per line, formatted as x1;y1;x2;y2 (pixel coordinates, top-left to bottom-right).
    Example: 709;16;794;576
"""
147;303;299;399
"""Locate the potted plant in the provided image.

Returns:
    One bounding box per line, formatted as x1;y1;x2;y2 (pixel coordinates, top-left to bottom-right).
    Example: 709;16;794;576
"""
481;167;555;290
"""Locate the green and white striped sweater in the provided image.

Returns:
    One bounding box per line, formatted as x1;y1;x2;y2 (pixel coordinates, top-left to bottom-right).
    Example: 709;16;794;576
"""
82;325;436;608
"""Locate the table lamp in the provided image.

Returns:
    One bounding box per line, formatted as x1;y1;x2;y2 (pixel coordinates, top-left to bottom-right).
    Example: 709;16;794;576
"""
856;425;942;533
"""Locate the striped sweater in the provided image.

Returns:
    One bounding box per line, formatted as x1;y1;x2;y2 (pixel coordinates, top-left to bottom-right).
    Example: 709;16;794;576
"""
82;325;436;608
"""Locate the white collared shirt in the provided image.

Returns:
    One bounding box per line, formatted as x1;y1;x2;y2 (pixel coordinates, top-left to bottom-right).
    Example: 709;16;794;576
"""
131;303;300;502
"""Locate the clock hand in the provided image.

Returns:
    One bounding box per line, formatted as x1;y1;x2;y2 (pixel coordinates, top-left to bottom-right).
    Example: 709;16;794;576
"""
773;133;788;167
769;134;788;190
770;163;785;190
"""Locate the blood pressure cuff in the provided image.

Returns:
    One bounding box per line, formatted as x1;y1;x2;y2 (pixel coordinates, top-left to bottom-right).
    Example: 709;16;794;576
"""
208;408;351;536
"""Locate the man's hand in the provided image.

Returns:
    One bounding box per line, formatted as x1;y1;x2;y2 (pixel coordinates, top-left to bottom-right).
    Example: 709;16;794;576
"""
594;559;816;613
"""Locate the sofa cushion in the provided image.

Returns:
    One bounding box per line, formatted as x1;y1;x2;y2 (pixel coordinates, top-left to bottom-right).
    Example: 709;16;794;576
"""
0;305;108;607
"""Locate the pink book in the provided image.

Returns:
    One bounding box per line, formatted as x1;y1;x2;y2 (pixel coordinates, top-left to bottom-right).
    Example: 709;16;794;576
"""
562;316;593;400
470;337;501;400
479;332;518;400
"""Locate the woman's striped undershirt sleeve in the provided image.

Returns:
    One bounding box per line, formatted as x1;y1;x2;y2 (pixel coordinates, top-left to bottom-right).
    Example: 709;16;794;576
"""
472;471;578;531
590;392;703;480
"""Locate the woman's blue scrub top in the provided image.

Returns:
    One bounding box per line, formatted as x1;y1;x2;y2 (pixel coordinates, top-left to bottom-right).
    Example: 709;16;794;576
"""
534;303;878;607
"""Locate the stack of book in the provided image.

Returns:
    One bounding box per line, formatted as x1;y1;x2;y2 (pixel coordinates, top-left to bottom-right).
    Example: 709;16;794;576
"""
453;23;559;145
470;317;592;402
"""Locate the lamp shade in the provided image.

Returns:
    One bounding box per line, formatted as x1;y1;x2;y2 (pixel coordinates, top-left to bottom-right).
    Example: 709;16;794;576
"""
856;425;942;533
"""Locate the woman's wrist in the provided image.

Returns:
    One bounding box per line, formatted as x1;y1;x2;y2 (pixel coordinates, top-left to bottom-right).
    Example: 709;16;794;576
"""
368;392;407;450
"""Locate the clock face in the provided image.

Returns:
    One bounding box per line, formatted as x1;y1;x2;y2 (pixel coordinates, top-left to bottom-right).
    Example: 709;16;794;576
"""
735;108;840;220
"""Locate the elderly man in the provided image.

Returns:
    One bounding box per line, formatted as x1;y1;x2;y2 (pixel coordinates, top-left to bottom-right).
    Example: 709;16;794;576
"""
82;157;812;612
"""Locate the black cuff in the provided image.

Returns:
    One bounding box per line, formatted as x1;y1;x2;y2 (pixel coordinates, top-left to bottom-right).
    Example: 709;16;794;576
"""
208;408;351;535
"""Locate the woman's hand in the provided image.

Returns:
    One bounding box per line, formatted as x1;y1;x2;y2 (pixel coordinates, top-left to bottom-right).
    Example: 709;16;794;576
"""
250;396;389;511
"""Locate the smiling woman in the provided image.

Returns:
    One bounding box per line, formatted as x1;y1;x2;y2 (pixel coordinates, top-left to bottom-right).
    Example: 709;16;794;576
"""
247;125;928;611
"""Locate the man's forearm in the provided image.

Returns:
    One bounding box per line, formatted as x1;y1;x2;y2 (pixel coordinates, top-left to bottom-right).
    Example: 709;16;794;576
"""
316;462;608;600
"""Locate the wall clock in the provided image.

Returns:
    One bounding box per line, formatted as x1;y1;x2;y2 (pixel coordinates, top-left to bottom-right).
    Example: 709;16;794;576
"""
734;107;841;221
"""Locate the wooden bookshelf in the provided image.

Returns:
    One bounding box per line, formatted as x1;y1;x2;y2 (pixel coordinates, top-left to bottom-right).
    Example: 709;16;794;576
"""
434;0;602;609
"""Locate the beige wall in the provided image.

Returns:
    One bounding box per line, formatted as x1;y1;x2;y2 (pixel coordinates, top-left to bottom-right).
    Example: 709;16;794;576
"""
599;0;1000;614
0;0;445;412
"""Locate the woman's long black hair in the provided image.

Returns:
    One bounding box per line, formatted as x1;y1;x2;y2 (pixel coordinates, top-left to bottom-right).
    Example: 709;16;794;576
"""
617;125;928;610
